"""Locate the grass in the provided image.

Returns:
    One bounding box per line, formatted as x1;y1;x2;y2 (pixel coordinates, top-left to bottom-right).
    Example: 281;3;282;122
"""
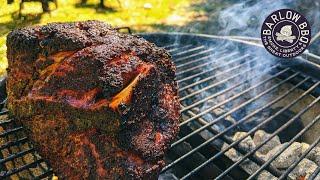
0;0;204;75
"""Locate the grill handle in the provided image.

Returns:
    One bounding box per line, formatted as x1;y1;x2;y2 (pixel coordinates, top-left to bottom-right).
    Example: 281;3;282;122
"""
115;27;132;34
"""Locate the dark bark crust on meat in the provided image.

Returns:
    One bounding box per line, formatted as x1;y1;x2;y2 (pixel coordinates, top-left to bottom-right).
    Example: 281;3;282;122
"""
6;21;180;179
20;116;165;179
119;83;180;160
6;21;174;99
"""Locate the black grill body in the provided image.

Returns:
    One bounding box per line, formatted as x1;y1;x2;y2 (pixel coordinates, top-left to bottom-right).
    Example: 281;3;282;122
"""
0;33;320;179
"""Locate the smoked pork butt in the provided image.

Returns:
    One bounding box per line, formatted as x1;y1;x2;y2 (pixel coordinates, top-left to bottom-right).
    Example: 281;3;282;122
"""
6;21;180;179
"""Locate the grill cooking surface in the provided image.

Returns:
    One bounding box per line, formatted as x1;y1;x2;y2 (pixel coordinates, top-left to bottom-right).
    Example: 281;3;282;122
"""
1;33;320;179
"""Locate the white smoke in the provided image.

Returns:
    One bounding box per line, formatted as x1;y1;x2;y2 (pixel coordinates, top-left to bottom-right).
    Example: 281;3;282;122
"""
189;0;293;130
217;0;293;37
175;0;320;131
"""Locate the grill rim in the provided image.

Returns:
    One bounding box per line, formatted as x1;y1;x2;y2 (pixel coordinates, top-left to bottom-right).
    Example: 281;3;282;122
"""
0;32;320;179
139;32;320;81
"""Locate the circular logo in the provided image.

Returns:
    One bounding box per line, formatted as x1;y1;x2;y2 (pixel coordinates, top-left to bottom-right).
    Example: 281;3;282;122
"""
261;9;311;58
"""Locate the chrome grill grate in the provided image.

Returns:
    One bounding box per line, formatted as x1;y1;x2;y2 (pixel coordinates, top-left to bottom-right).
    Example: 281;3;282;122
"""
1;33;320;179
0;107;53;179
156;34;320;180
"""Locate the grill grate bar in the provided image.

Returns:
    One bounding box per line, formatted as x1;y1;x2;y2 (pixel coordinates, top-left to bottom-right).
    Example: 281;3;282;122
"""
176;52;239;76
171;46;206;57
239;96;320;179
174;48;216;63
161;44;179;49
0;148;34;164
167;44;194;54
180;81;320;180
176;56;251;84
176;49;230;69
180;64;278;113
0;98;7;105
178;54;251;90
176;52;233;82
0;103;41;179
179;57;257;95
0;159;47;178
179;61;270;102
248;111;320;179
219;95;320;179
0;101;51;178
278;115;320;179
0;137;28;151
0;127;23;138
178;67;288;127
176;70;297;148
0;119;13;125
1;141;36;179
309;166;320;179
0;110;8;115
33;169;54;180
163;76;310;173
187;110;283;177
0;134;50;179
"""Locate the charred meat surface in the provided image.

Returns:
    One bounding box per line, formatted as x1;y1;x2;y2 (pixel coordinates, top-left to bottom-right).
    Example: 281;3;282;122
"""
6;20;180;179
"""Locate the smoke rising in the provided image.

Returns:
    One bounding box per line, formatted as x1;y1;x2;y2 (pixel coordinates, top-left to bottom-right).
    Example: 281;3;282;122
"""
177;0;306;132
217;0;292;37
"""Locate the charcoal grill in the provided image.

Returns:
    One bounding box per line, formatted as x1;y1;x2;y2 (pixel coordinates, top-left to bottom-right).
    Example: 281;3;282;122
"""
1;32;320;179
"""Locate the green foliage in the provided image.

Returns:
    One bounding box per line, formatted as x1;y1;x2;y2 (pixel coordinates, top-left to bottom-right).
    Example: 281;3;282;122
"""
0;0;201;75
